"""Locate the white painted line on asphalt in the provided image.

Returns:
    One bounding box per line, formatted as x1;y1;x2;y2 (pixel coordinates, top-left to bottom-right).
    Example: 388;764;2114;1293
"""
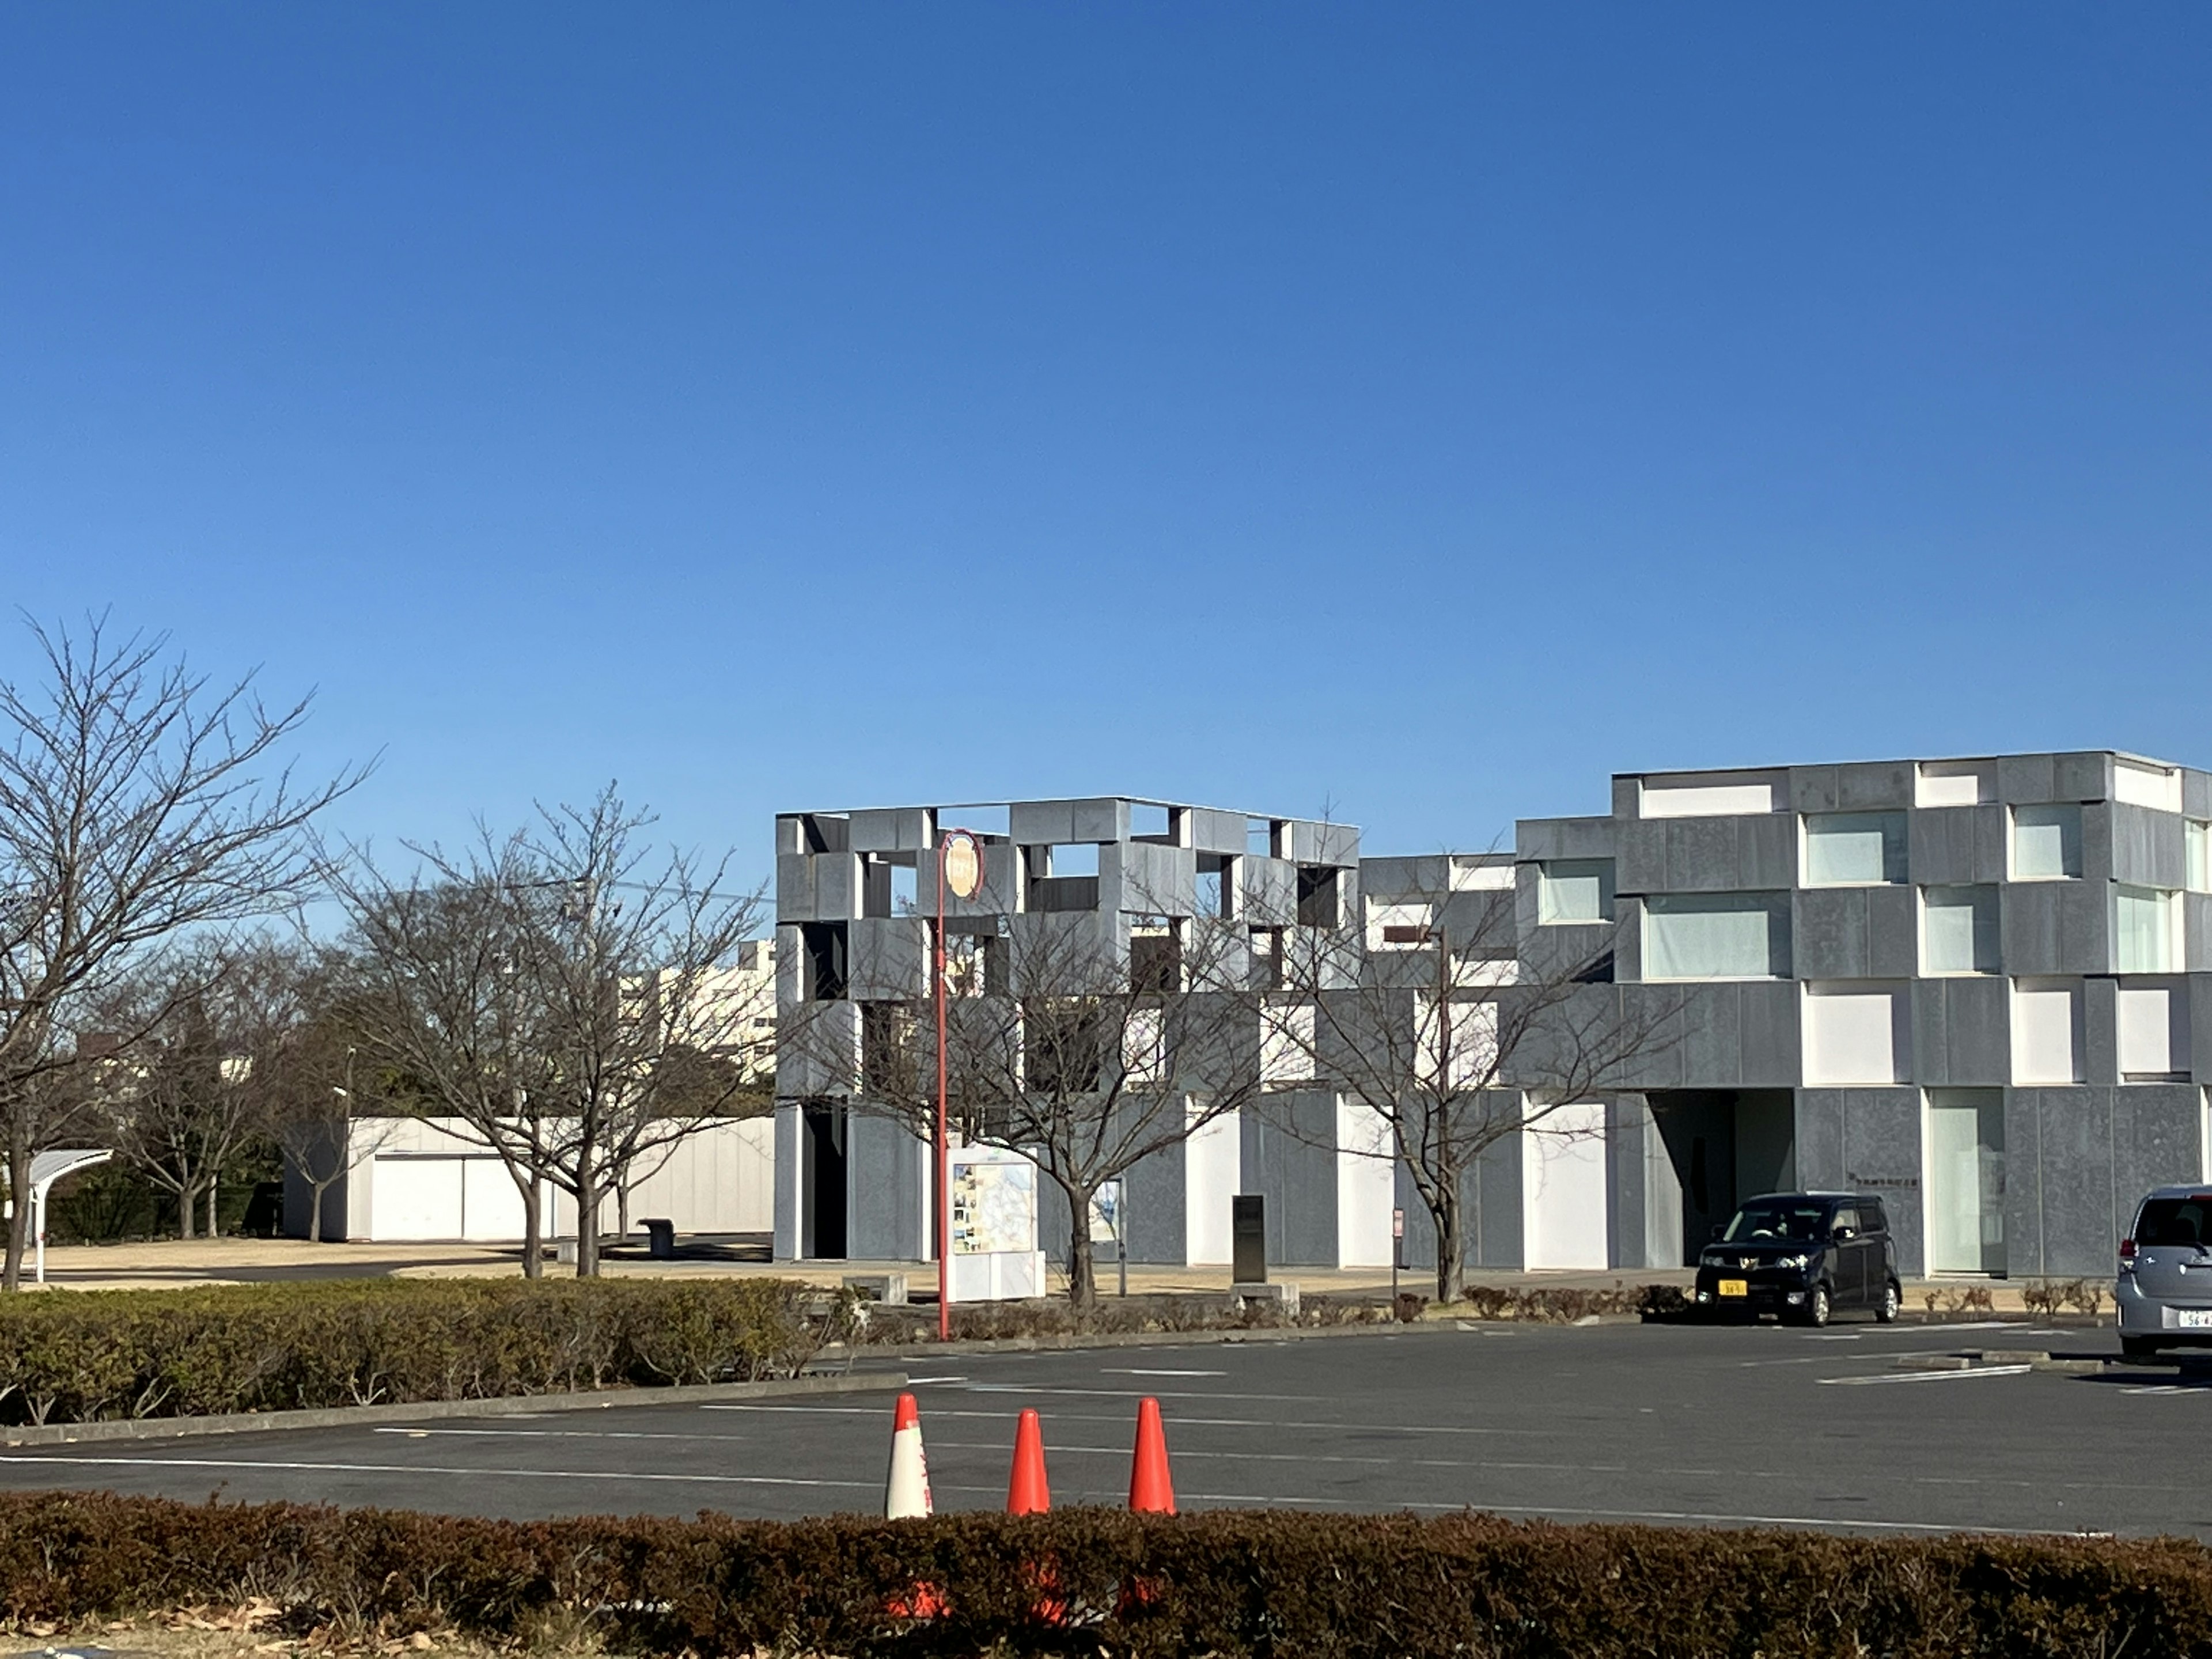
959;1385;1310;1400
2;1455;887;1490
1819;1365;2033;1385
2121;1384;2206;1396
903;1376;967;1385
1101;1369;1228;1377
704;1404;1551;1435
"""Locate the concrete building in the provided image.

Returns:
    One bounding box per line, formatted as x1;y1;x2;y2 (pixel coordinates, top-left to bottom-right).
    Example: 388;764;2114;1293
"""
770;753;2212;1284
770;797;1369;1268
1520;749;2212;1278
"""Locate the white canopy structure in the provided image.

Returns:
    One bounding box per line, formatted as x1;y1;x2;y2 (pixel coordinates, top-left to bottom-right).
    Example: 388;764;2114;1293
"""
29;1149;112;1283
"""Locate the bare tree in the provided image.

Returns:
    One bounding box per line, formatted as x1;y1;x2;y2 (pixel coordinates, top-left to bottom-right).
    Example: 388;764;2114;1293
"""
0;616;361;1288
789;907;1267;1312
326;849;562;1277
1222;854;1676;1304
512;789;768;1276
94;943;284;1238
328;787;767;1277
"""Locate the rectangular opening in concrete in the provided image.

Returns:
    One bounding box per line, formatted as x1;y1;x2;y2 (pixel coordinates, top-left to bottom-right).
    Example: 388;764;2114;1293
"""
1649;1089;1797;1264
800;1102;848;1259
1296;866;1340;928
1130;916;1181;994
800;922;847;1001
1130;802;1171;841
800;814;849;854
1195;853;1235;919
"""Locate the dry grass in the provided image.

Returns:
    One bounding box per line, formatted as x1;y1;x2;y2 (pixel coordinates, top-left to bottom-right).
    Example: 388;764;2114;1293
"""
3;1607;611;1659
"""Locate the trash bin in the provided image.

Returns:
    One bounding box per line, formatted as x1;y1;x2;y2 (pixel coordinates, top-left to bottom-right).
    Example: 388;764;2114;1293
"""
643;1218;677;1260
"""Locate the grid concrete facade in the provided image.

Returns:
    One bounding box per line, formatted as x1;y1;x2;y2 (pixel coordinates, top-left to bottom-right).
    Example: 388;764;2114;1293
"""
1521;750;2212;1278
769;753;2212;1282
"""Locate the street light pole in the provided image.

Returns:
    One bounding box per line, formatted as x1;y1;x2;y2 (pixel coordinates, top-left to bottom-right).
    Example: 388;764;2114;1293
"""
934;838;950;1342
932;827;985;1343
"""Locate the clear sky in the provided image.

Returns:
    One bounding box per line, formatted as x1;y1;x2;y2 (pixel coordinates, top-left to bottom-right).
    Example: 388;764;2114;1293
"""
4;6;2209;890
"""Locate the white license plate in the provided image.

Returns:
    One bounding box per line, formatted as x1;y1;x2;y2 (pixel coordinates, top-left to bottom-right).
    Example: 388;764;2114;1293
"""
2176;1309;2212;1329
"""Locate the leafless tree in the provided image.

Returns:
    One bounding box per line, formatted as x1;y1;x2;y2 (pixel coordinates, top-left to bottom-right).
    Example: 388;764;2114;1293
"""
93;942;292;1239
1219;855;1676;1304
788;906;1267;1311
0;616;362;1288
328;787;768;1277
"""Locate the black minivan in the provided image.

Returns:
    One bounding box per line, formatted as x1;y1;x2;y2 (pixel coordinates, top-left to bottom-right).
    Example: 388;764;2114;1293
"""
1692;1191;1902;1327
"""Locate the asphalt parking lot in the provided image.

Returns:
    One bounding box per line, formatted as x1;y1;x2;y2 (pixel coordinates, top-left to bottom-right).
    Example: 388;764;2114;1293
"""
3;1318;2206;1539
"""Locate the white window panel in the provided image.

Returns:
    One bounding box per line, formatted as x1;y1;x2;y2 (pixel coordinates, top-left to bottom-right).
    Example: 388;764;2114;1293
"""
1537;860;1614;924
2118;983;2191;1082
2115;760;2184;813
1804;812;1907;886
2187;821;2210;894
1643;893;1790;980
1261;1000;1316;1084
2115;886;2180;974
1926;1090;2006;1275
1639;777;1778;818
2011;980;2084;1084
2012;804;2083;880
1922;885;2000;975
1916;760;1995;808
1451;859;1516;891
1801;982;1910;1086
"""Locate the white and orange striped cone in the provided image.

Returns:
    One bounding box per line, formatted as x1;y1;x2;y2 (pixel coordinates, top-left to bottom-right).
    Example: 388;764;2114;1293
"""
885;1391;933;1518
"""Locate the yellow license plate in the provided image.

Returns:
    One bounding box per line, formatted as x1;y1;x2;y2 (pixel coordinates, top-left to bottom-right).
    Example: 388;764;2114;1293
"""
1718;1279;1748;1297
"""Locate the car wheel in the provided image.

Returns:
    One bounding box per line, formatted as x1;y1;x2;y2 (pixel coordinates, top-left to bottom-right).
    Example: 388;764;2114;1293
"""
1804;1283;1832;1328
2121;1335;2162;1362
1874;1280;1900;1324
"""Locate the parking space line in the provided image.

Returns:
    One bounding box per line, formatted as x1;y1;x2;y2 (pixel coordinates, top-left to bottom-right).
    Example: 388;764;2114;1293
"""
704;1404;1552;1435
1819;1365;2032;1385
0;1454;888;1491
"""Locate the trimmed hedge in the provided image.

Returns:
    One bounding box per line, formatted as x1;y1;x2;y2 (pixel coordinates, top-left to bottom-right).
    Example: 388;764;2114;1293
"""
0;1494;2208;1657
0;1278;839;1425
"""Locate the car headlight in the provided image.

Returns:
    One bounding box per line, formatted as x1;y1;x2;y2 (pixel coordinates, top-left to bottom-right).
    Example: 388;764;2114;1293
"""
1774;1253;1812;1270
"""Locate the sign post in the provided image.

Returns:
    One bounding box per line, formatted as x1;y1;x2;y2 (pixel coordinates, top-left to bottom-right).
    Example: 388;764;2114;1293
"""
1391;1206;1406;1301
935;827;984;1342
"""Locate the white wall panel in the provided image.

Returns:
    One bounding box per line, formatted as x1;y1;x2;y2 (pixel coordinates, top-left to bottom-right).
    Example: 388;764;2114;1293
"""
1185;1105;1240;1265
1334;1096;1396;1268
373;1157;465;1240
2012;982;2084;1084
2118;983;2191;1080
1639;780;1776;819
1801;983;1910;1085
1522;1098;1608;1270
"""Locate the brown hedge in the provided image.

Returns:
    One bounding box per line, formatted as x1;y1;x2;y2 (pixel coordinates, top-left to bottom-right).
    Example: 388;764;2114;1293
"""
0;1493;2206;1657
0;1278;836;1425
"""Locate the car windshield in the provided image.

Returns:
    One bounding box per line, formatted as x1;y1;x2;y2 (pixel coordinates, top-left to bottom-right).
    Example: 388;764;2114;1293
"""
1722;1201;1831;1243
2136;1197;2212;1248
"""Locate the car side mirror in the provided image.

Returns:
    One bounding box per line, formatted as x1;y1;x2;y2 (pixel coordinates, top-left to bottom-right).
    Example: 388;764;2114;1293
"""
1709;1224;1724;1241
1832;1225;1854;1241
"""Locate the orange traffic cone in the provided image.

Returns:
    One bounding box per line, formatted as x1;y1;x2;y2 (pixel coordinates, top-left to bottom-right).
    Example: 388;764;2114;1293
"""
1007;1407;1051;1514
1128;1395;1176;1514
885;1391;933;1518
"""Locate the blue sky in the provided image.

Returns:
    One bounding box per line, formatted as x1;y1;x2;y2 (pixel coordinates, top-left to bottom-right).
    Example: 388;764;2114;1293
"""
4;6;2208;889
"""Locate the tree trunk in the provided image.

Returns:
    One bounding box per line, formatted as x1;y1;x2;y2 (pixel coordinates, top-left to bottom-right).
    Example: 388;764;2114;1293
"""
177;1182;196;1241
3;1120;32;1291
512;1164;543;1279
1066;1207;1097;1313
1433;1184;1464;1304
575;1155;600;1278
307;1180;325;1245
206;1181;218;1240
616;1180;631;1240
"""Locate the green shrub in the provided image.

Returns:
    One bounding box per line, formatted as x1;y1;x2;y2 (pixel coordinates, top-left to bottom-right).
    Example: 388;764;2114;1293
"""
0;1278;831;1424
0;1494;2209;1657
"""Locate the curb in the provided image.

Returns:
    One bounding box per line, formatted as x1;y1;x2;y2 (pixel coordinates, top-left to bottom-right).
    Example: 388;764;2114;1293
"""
0;1370;904;1449
846;1319;1435;1358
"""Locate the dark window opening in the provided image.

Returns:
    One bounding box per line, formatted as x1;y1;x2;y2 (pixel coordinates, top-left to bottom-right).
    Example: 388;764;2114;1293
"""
1572;949;1616;984
861;1003;919;1097
801;922;848;1001
1196;853;1236;919
801;814;849;855
1131;919;1181;995
1382;924;1430;945
800;1101;847;1257
1249;926;1283;991
1027;1004;1105;1094
1296;866;1341;929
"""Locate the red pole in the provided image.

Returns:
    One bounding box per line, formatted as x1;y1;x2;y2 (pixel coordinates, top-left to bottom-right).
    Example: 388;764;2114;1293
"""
935;836;951;1342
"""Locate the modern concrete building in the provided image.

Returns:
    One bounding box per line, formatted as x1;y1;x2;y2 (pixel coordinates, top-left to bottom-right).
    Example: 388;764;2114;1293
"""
770;797;1370;1268
771;753;2212;1284
1520;749;2212;1278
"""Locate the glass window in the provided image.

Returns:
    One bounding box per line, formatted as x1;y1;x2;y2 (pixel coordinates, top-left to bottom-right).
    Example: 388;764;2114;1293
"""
1537;860;1614;925
1803;812;1907;885
1922;885;2000;975
2012;804;2082;880
2135;1196;2212;1247
1927;1090;2006;1275
1643;893;1791;980
2188;821;2210;894
2116;886;2179;974
1722;1198;1830;1243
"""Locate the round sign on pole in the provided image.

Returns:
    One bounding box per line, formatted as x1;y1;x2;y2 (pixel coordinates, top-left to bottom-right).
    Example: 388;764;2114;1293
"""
942;830;984;900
